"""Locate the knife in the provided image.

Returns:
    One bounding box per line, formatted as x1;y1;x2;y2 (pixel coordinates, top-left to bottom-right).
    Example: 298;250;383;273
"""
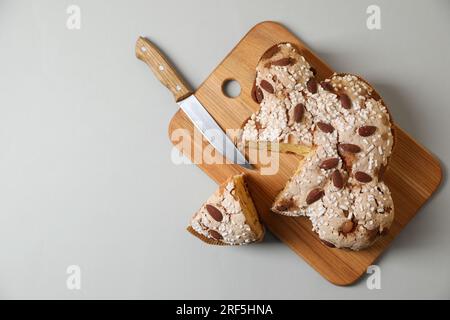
135;37;253;170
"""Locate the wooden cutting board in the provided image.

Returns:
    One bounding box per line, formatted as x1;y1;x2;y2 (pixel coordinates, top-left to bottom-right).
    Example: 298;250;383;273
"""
167;21;442;285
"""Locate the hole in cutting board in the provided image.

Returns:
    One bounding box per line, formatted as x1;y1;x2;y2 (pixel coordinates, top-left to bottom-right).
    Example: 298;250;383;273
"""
222;79;241;98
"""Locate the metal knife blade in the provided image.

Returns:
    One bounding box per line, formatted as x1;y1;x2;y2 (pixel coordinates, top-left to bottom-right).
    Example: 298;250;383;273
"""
178;95;253;169
135;37;253;170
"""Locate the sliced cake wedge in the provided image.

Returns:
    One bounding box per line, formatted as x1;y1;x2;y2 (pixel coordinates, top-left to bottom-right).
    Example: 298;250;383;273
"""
187;174;265;245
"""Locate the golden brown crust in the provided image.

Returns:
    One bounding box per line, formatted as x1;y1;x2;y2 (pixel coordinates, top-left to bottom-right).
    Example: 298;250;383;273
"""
233;174;265;241
186;226;227;246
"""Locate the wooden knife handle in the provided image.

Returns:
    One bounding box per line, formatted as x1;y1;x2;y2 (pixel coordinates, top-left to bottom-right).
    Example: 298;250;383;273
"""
135;37;192;102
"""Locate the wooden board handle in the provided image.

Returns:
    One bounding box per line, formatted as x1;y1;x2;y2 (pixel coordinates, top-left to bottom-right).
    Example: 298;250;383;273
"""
135;37;192;102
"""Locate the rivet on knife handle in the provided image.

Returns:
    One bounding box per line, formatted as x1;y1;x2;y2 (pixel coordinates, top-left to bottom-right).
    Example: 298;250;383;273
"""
135;37;192;102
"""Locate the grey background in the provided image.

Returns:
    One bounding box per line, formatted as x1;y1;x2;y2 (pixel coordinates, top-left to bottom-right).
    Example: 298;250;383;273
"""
0;0;449;299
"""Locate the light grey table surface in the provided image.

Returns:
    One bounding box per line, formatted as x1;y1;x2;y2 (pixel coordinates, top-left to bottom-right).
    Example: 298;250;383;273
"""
0;0;449;299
